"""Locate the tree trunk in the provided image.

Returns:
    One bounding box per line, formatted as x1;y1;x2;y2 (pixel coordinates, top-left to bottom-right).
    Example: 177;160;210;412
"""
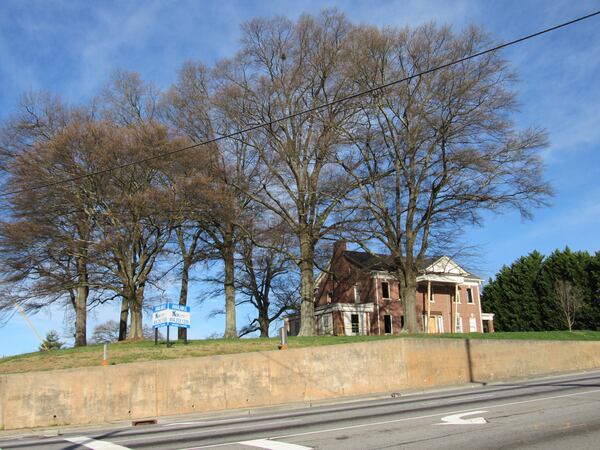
118;295;129;341
178;259;190;341
400;268;419;333
258;305;270;338
74;257;88;347
223;240;237;338
128;283;144;340
298;235;316;336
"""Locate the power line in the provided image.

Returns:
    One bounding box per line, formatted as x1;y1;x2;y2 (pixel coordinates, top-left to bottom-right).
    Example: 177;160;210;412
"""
2;9;599;198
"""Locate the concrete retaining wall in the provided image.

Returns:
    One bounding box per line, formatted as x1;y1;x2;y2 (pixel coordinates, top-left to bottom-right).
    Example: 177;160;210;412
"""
2;338;600;430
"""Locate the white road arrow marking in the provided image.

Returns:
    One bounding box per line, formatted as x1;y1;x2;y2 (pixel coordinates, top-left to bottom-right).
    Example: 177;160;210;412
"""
64;436;132;449
239;439;313;449
439;410;488;425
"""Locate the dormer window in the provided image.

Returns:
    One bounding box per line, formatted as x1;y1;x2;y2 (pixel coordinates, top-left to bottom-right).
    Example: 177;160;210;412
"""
327;292;333;304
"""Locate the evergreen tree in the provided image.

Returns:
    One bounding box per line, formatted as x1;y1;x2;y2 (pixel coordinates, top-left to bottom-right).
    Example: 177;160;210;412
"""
484;248;598;332
482;251;545;331
536;247;591;330
39;330;64;351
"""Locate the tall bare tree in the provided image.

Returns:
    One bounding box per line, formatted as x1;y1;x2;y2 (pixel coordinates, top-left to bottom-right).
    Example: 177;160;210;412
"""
0;96;99;346
161;62;257;338
215;11;360;335
343;24;551;332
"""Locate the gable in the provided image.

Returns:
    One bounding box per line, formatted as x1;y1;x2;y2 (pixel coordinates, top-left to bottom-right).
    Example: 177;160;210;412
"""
424;256;467;275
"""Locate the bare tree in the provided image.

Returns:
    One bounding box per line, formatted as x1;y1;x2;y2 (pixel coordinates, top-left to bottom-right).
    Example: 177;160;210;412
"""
236;221;299;337
0;97;100;346
214;11;360;335
161;62;257;338
92;72;179;341
554;279;584;332
342;24;551;332
90;319;163;343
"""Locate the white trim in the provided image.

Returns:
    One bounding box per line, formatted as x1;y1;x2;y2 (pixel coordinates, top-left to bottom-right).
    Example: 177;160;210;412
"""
372;272;396;280
417;274;465;284
315;302;375;313
481;312;495;321
477;286;484;332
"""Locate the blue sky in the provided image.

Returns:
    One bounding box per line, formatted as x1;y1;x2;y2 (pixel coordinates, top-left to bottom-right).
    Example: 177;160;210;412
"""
1;0;599;356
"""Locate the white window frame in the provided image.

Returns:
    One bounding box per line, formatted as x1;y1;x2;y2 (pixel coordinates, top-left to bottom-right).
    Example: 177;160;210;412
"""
455;315;463;333
469;315;477;332
466;288;474;304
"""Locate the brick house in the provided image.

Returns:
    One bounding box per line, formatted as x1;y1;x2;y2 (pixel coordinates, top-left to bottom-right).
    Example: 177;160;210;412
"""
288;241;494;336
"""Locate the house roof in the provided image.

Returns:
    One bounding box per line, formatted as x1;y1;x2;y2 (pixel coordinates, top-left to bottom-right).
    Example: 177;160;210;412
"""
342;250;481;280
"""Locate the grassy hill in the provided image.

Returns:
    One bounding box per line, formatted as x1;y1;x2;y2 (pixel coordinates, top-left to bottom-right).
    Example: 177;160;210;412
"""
1;331;600;374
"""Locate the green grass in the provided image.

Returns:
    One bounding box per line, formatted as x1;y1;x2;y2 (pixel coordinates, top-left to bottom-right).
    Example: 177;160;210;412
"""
1;331;599;374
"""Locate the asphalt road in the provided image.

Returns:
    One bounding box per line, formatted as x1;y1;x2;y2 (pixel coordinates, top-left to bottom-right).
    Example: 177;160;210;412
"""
3;370;600;450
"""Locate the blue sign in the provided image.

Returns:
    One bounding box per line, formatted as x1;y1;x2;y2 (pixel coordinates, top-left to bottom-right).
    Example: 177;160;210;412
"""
152;303;191;328
152;303;191;313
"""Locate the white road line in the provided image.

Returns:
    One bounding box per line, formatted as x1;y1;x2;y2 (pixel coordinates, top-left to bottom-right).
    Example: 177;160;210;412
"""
164;417;250;427
110;419;302;444
64;436;131;450
239;439;313;449
181;387;600;449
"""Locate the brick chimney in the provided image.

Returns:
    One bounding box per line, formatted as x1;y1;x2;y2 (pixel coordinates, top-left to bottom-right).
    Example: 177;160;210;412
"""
333;240;347;258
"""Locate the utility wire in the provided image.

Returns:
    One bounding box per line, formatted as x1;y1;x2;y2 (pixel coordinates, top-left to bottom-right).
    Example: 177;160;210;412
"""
2;9;599;198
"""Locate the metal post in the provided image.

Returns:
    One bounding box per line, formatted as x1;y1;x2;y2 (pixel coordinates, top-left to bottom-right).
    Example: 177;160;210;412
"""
167;325;170;348
278;326;288;350
102;343;108;366
154;327;158;345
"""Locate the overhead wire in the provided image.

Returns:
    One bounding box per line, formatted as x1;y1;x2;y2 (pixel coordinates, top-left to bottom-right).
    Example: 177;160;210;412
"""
1;9;599;199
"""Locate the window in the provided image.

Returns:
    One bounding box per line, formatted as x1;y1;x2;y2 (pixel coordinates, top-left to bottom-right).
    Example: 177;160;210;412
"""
455;316;463;333
400;315;405;330
430;291;435;303
384;315;392;334
351;314;360;335
327;292;333;304
381;282;390;299
467;288;474;304
354;285;360;303
469;316;477;332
